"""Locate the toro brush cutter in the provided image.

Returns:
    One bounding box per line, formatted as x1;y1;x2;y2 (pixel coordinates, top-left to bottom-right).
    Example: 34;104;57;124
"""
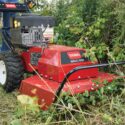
0;1;125;110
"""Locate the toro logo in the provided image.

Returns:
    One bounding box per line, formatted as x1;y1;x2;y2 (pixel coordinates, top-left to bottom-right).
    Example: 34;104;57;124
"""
67;51;81;59
5;3;16;8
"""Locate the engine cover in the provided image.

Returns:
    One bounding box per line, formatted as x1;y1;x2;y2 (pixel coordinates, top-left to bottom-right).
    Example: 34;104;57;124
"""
38;45;99;82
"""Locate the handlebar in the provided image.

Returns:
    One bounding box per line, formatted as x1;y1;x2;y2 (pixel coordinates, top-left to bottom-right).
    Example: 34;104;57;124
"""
54;61;125;102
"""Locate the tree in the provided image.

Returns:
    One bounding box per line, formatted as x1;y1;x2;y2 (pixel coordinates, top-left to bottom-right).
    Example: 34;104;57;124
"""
53;0;125;62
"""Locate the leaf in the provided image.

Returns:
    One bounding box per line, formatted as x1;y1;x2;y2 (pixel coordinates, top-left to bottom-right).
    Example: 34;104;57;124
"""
11;119;22;125
83;91;89;97
17;95;39;113
90;95;96;105
17;95;36;105
45;116;53;125
103;114;113;122
94;29;100;37
68;103;73;109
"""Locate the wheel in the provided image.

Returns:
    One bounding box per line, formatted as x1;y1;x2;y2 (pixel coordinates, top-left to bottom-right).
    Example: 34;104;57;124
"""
0;53;24;92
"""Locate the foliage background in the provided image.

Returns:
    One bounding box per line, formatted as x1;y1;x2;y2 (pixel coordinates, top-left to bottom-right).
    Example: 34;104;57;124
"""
1;0;125;125
38;0;125;64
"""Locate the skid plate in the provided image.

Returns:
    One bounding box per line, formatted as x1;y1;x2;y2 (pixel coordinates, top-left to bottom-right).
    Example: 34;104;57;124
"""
20;72;116;110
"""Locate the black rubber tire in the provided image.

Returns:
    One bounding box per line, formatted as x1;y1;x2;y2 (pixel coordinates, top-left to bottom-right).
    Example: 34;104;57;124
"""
0;53;24;92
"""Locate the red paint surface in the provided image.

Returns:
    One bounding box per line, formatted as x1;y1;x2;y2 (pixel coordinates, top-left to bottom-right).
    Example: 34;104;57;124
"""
21;45;98;81
38;45;98;82
20;72;116;110
20;45;121;110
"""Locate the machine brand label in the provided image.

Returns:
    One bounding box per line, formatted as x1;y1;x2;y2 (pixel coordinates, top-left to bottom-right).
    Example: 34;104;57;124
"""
67;51;81;59
5;3;16;8
61;51;88;64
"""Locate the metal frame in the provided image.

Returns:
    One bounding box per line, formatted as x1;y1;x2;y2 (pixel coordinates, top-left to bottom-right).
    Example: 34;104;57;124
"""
0;2;28;12
54;61;125;102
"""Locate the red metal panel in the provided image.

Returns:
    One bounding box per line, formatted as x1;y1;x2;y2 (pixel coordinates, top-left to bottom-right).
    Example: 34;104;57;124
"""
21;45;98;80
20;72;116;110
38;45;98;82
21;51;31;72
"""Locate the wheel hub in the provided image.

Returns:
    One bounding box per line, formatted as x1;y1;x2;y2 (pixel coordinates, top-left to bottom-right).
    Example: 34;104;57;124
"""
0;60;7;85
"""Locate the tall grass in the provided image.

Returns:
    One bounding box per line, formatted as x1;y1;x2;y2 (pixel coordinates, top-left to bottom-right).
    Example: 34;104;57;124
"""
10;64;125;125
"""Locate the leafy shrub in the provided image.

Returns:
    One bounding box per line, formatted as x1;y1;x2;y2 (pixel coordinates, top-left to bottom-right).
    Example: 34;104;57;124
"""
52;0;125;63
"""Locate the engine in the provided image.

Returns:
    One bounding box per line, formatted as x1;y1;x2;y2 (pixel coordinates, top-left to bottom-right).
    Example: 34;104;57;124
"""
11;14;55;47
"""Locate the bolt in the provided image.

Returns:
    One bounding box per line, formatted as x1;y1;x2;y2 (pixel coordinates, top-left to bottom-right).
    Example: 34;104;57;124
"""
41;99;45;102
78;76;81;79
77;85;80;89
96;85;99;87
50;77;53;80
91;88;94;90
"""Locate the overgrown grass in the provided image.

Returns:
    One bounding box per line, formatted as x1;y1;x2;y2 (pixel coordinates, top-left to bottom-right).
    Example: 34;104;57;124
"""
0;77;125;125
0;87;18;125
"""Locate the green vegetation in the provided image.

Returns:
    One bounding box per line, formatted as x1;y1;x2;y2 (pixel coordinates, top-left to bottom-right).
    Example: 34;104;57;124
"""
46;0;125;63
0;78;125;125
0;0;125;124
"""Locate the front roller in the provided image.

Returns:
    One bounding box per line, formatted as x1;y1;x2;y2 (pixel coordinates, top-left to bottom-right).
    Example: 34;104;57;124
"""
0;53;24;92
